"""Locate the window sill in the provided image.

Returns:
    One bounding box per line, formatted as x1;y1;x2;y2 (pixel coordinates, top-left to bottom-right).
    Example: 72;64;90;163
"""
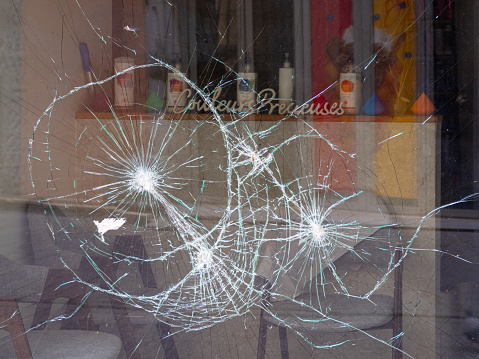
75;111;441;123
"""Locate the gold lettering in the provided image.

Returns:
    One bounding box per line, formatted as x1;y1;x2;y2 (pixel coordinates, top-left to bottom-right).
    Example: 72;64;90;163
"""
168;87;344;116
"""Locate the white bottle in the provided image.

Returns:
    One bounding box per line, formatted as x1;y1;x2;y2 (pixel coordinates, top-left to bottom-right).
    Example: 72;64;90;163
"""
279;53;294;109
237;55;257;111
114;57;135;108
166;59;187;113
339;63;361;115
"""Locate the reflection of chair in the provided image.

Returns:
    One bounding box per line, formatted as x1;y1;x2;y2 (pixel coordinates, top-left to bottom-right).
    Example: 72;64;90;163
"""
26;202;142;357
69;235;180;359
0;298;121;359
256;232;403;359
111;235;179;359
80;235;179;359
26;202;179;359
0;254;121;358
0;252;90;330
26;202;89;269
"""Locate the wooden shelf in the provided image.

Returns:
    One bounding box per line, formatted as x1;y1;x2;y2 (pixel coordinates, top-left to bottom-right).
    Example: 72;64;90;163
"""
75;111;440;123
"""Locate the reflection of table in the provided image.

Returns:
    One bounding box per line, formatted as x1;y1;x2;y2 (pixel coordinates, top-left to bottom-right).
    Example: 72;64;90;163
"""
256;205;393;300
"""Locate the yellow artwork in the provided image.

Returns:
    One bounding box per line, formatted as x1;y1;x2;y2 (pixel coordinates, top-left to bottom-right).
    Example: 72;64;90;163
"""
373;0;417;116
375;122;418;198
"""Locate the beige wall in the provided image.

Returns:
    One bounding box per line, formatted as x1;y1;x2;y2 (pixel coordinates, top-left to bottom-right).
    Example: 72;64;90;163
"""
20;0;112;199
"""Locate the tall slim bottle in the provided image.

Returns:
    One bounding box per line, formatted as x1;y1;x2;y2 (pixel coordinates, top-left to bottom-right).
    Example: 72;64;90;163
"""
237;55;257;111
279;53;294;109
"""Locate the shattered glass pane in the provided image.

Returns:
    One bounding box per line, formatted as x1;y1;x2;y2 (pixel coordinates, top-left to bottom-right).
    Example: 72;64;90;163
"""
1;0;479;358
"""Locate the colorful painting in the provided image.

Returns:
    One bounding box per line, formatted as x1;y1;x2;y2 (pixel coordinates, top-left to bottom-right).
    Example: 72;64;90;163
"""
310;0;417;117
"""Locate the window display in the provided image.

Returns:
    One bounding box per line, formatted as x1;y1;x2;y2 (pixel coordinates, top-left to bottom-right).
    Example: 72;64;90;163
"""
0;1;478;358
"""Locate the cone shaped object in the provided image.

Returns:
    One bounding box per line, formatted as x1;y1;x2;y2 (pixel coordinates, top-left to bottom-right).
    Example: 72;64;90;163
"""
362;93;386;115
411;93;436;115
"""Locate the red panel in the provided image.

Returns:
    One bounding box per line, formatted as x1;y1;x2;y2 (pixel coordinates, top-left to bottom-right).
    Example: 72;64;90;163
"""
310;0;353;102
315;122;356;192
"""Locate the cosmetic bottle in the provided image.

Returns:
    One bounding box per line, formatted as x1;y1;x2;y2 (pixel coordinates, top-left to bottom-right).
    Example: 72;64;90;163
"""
166;55;187;113
279;53;294;108
114;57;135;108
237;54;257;111
339;61;361;115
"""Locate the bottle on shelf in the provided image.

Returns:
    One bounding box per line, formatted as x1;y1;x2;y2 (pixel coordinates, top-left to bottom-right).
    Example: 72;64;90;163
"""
278;53;294;109
166;54;188;113
237;54;257;111
339;60;361;115
114;57;135;108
